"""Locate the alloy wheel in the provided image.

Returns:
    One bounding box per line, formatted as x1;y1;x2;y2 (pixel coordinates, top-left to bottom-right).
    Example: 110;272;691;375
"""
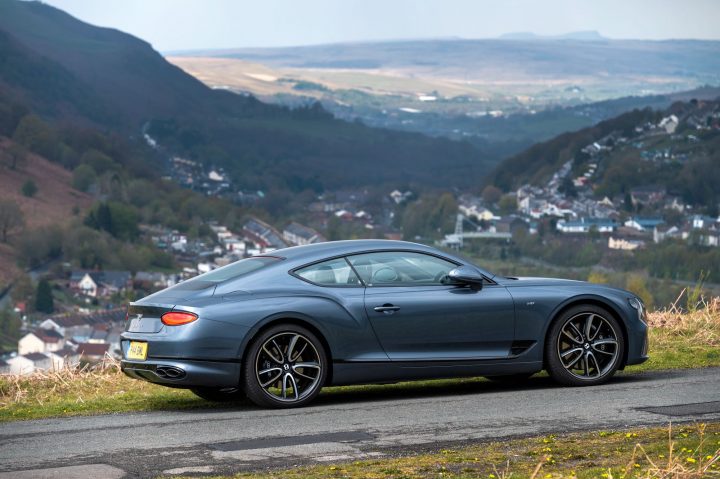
255;332;323;403
556;312;620;380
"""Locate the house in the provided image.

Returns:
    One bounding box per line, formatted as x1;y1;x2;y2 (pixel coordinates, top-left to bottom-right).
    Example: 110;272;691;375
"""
658;115;679;134
691;215;719;230
624;217;664;232
18;329;65;355
608;236;644;251
283;222;326;246
556;218;616;234
242;217;288;250
630;187;666;206
39;316;93;342
654;225;680;243
459;204;498;222
70;270;132;297
48;348;80;370
389;190;413;204
134;271;171;290
699;230;720;247
77;343;110;363
7;353;51;375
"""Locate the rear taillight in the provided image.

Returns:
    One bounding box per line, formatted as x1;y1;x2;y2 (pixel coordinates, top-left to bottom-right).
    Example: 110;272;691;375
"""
161;311;198;326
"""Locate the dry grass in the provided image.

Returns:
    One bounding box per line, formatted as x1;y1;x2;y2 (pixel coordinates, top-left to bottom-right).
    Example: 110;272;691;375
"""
205;423;720;479
648;296;720;346
615;423;720;479
0;355;208;421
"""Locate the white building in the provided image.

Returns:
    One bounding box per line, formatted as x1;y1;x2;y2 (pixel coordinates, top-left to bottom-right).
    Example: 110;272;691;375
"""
7;353;51;375
18;329;65;355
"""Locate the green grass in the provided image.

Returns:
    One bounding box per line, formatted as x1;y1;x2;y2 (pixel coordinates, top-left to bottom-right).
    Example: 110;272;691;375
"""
1;303;718;422
198;423;720;479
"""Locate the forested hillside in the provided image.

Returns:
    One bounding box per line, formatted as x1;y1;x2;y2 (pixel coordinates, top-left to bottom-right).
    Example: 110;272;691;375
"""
0;0;491;191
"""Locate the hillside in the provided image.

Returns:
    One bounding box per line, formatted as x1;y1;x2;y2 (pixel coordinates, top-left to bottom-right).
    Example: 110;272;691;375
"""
485;99;720;210
0;0;492;190
0;138;93;284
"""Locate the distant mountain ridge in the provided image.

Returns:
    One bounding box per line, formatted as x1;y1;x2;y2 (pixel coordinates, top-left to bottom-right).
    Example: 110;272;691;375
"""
178;37;720;83
498;31;607;41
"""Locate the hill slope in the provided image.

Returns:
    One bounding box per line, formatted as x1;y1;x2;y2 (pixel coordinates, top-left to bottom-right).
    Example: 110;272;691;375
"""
0;0;491;190
485;99;720;209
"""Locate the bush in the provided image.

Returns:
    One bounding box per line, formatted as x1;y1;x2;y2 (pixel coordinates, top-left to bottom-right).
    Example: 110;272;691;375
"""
20;179;37;198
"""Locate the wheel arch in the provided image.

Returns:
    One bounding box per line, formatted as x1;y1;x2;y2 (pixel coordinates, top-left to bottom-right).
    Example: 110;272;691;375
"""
542;295;629;369
239;313;334;386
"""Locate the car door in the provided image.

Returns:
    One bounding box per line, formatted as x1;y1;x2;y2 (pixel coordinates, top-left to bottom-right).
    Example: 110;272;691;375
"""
348;251;515;361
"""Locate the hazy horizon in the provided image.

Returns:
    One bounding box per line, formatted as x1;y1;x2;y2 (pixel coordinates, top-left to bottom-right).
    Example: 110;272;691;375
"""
39;0;720;52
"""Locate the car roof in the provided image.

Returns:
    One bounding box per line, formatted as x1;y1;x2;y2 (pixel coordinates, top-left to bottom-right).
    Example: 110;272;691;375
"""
272;239;441;263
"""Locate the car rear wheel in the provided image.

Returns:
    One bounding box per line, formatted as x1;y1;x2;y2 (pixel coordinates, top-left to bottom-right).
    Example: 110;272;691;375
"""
545;305;624;386
190;387;245;402
243;324;327;408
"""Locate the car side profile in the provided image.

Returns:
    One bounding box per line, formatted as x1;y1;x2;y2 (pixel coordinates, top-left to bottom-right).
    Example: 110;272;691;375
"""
120;240;649;408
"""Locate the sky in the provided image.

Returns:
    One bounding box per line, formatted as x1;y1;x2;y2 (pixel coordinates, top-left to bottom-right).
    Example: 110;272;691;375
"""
42;0;720;52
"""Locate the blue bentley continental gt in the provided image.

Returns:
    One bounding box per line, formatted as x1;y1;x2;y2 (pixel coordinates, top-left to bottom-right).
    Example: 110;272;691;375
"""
121;240;648;408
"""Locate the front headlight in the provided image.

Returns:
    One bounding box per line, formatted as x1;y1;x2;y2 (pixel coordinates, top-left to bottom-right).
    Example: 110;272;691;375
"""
628;297;647;324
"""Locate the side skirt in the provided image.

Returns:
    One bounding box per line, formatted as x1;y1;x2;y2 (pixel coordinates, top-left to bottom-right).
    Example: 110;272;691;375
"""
330;359;543;386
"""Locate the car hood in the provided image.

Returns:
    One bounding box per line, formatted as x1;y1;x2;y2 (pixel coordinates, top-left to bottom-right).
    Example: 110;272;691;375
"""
499;276;586;287
498;276;630;295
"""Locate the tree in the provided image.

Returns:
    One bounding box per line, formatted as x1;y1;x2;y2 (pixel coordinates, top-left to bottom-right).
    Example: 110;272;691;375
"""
498;194;518;215
0;308;22;340
0;199;24;243
21;179;37;198
587;271;609;284
5;143;27;170
72;164;96;192
625;274;654;309
12;115;60;161
481;185;502;205
35;278;54;314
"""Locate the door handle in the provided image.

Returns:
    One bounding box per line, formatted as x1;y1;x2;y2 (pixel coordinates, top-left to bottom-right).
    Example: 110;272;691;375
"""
374;304;400;314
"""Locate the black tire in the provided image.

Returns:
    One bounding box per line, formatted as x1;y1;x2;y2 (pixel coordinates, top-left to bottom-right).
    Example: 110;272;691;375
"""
190;387;245;402
484;373;534;383
545;304;624;386
243;323;327;408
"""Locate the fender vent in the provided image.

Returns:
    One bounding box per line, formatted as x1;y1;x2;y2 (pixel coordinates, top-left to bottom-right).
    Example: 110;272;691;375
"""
510;340;536;356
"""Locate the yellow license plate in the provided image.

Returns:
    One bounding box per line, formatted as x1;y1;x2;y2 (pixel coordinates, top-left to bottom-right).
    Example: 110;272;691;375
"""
127;341;148;360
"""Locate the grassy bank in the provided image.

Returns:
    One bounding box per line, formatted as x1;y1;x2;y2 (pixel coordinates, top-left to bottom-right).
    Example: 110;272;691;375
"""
210;423;720;479
1;299;719;422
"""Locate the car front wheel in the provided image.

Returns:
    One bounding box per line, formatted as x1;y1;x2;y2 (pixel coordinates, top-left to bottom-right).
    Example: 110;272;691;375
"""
243;324;327;408
545;305;624;386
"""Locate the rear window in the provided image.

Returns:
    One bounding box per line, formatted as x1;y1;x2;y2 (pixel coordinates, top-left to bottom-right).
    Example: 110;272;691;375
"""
294;258;361;286
186;256;281;284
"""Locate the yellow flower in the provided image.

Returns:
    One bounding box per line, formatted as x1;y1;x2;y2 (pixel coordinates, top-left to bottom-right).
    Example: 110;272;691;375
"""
686;457;697;464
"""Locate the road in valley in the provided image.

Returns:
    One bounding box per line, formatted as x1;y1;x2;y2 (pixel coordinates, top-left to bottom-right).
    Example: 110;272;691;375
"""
0;368;719;478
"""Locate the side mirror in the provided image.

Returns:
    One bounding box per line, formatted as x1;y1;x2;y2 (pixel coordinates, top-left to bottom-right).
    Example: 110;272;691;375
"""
447;266;484;290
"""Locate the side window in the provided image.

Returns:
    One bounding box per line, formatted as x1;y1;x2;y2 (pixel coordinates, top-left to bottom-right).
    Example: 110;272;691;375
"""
347;251;458;286
295;258;361;286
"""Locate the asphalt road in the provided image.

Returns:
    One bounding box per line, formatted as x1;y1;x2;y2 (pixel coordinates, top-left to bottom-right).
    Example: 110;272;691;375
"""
1;368;719;478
